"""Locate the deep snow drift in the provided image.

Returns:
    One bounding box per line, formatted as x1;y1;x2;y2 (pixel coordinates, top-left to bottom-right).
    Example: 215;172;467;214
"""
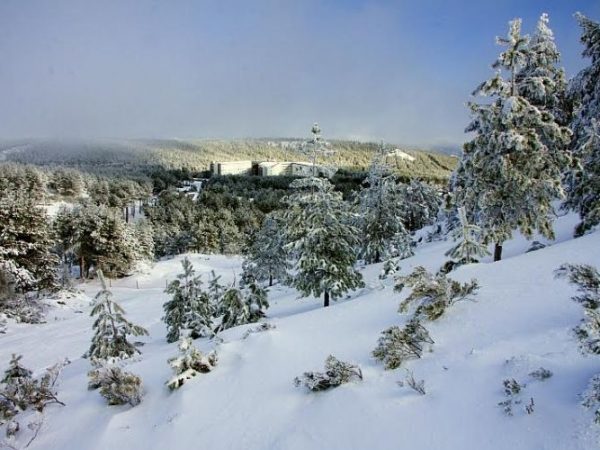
1;214;599;450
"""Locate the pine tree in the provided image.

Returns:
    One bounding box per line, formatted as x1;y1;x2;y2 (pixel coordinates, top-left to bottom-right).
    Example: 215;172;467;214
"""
398;180;441;232
87;271;148;362
0;194;58;294
282;177;364;307
300;123;336;178
243;213;289;286
566;14;600;234
163;258;213;343
215;287;249;332
358;144;413;263
517;13;569;126
243;278;269;322
453;18;571;261
445;207;490;264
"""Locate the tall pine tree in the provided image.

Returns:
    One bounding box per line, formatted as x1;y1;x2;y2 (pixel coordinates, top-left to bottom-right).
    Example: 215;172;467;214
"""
282;177;364;307
358;144;413;263
453;18;571;261
566;14;600;235
242;212;289;286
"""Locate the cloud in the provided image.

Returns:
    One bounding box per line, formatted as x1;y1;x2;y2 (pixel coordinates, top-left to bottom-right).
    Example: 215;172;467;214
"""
0;0;595;146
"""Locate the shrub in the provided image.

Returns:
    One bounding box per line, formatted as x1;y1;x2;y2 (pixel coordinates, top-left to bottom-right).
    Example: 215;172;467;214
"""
166;338;217;390
395;266;478;321
88;366;143;406
372;318;434;370
294;355;362;392
0;355;67;426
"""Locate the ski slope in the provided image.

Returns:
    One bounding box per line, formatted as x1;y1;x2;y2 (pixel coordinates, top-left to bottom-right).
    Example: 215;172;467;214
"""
1;214;599;450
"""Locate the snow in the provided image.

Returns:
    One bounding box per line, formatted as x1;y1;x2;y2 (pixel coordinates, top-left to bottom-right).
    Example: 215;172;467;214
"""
1;214;600;449
390;149;416;161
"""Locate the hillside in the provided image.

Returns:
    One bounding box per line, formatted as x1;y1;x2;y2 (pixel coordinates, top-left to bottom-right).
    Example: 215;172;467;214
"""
1;213;599;450
1;138;457;183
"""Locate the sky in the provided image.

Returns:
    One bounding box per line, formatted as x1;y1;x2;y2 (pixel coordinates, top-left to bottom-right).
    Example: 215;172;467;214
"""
0;0;599;148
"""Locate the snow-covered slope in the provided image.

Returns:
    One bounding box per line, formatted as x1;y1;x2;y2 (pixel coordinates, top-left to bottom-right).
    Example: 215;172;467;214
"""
1;215;599;450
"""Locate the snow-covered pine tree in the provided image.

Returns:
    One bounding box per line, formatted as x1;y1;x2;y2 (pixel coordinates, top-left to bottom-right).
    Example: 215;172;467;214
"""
282;177;364;307
242;212;289;286
0;194;58;294
453;18;571;261
517;13;570;126
242;277;269;322
567;119;600;235
87;270;148;362
358;143;413;264
207;270;225;305
300;123;336;178
398;179;441;232
566;14;600;235
163;258;213;343
445;206;490;264
215;287;248;332
133;219;155;262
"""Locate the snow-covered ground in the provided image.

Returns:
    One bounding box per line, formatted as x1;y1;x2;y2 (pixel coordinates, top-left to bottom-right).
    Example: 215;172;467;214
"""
1;214;599;449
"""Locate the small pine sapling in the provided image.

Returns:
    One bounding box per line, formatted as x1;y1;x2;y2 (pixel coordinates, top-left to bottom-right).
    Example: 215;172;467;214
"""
215;287;248;333
372;318;434;370
444;207;490;266
166;337;217;390
87;270;148;363
243;278;269;323
88;366;143;406
395;266;479;321
163;258;213;343
294;355;362;392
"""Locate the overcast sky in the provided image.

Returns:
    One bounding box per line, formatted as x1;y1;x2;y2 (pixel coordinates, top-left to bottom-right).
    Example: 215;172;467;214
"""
0;0;598;147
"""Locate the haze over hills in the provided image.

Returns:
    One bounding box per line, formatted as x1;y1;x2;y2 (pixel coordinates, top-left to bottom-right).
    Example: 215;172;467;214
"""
1;138;457;183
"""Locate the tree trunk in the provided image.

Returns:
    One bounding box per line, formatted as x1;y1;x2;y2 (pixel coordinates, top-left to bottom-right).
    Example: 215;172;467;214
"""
125;206;129;223
269;274;273;287
80;256;85;280
324;290;330;308
494;243;503;262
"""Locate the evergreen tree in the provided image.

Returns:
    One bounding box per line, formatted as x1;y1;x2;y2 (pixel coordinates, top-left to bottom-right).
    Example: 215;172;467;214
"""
398;180;441;232
282;177;364;307
87;271;148;362
0;194;58;294
358;144;413;263
453;18;571;261
133;220;155;262
566;14;600;235
243;212;289;286
163;258;213;343
215;287;249;332
445;207;490;264
517;13;569;126
242;277;269;322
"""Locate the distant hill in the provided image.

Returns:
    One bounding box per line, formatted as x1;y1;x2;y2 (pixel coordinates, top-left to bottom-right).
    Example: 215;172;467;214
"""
1;138;457;183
